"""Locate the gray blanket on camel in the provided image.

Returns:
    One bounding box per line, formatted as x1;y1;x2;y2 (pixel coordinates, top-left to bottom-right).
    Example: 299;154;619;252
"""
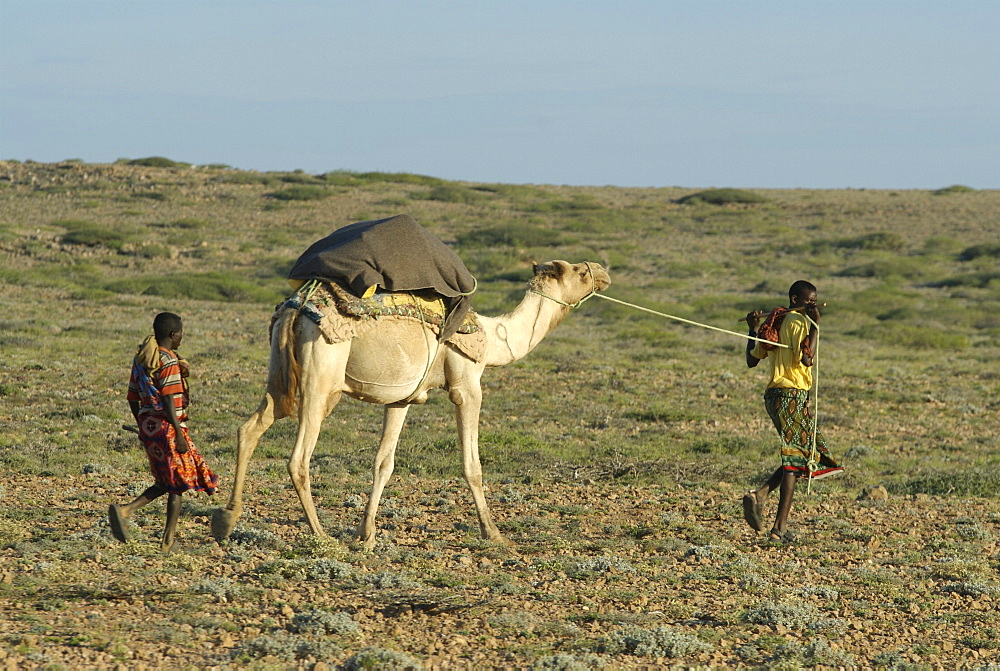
287;215;476;340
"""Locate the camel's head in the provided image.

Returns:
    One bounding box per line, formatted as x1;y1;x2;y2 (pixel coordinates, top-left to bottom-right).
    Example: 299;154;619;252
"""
529;260;611;304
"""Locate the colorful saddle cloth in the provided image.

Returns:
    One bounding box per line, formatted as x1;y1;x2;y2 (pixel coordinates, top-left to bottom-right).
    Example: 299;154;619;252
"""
274;280;486;362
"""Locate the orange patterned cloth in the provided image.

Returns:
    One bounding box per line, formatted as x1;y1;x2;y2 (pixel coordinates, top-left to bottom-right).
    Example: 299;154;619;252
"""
137;415;218;495
128;342;217;495
757;307;813;359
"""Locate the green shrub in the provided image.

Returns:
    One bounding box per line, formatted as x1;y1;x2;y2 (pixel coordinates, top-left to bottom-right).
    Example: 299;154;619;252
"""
161;217;208;229
606;625;713;658
278;170;324;184
838;256;940;280
289;609;360;636
342;646;424;670
676;188;769;205
101;271;283;303
233;633;341;663
887;469;1000;498
929;271;1000;289
126;156;188;168
525;194;603;213
840;231;907;251
849;322;968;349
420;184;485;204
354;171;444;186
531;653;608;670
958;243;1000;261
213;171;278;186
264;185;331;201
566;556;636;579
56;219;129;250
131;191;167;201
456;223;564;248
933;184;975;195
743;601;821;629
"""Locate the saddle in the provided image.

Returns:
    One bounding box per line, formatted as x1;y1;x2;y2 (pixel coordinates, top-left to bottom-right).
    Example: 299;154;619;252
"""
273;280;486;362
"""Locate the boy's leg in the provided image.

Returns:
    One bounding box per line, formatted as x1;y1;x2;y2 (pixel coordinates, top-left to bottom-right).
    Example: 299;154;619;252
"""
770;470;797;539
743;467;783;532
161;493;182;552
754;468;783;500
109;484;167;543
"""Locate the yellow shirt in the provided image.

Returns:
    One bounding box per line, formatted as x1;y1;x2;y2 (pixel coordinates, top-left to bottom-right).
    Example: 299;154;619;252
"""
751;312;813;390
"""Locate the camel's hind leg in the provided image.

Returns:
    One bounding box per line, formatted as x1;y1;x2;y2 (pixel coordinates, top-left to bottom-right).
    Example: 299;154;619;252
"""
211;392;285;542
287;336;348;537
357;404;410;550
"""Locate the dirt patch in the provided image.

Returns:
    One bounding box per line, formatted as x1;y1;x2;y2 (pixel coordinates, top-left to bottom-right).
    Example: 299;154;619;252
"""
2;473;999;668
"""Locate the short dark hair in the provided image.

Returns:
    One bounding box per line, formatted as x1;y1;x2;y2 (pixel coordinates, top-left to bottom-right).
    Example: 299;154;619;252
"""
153;312;183;339
788;280;817;302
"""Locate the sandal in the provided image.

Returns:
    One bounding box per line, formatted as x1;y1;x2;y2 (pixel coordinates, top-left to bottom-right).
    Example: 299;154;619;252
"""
108;504;130;543
742;491;764;532
768;528;795;544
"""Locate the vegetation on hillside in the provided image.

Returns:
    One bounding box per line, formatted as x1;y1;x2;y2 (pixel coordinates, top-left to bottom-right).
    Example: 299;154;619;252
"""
0;159;997;667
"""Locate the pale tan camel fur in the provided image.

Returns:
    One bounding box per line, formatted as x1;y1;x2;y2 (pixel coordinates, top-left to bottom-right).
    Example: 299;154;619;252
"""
211;260;610;549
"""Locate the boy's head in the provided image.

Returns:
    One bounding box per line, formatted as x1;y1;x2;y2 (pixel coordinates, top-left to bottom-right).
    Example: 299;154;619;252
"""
788;280;817;307
153;312;183;347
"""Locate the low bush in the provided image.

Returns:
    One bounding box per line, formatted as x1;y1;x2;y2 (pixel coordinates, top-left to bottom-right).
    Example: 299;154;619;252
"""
264;185;331;201
933;184;975;195
958;243;1000;261
125;156;188;168
676;188;769;205
457;223;564;248
419;184;485;204
605;625;713;658
341;646;424;670
56;219;129;250
289;608;360;636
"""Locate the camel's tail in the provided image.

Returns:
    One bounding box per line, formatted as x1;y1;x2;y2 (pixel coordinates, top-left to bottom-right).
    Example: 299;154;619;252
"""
270;306;302;417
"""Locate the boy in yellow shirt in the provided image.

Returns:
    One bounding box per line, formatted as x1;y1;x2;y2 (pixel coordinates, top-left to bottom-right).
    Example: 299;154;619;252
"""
742;280;843;542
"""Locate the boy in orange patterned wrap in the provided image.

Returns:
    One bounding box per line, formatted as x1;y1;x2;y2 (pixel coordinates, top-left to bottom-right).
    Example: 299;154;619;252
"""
109;312;218;552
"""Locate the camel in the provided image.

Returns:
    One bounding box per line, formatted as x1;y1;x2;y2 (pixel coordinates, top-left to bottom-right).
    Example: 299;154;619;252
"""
211;260;610;549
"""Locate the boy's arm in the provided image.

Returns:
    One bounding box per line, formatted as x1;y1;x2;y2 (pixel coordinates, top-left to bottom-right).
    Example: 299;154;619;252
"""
162;394;190;454
799;305;821;367
745;311;762;368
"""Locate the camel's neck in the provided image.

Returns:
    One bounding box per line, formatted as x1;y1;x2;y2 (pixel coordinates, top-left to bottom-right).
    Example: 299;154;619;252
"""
480;291;570;367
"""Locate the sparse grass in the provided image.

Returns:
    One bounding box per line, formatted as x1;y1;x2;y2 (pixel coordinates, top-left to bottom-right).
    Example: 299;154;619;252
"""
0;161;998;668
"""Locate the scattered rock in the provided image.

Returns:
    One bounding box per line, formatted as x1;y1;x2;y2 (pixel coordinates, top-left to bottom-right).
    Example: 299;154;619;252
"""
858;485;889;502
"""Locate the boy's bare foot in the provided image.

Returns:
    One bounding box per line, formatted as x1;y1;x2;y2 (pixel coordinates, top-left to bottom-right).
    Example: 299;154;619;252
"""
742;491;764;531
108;504;130;543
161;538;176;553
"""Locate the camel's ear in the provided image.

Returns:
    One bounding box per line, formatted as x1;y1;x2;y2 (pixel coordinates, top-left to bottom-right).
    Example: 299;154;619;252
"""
531;260;539;275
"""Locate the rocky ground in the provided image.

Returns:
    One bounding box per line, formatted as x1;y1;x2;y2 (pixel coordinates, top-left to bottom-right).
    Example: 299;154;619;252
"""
2;472;999;669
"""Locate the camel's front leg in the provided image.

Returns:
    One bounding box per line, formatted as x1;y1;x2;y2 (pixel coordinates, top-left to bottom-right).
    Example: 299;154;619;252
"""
211;393;283;542
451;382;510;545
357;404;410;550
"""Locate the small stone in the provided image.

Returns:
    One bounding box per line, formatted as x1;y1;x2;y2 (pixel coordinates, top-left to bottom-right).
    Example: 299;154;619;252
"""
858;485;889;502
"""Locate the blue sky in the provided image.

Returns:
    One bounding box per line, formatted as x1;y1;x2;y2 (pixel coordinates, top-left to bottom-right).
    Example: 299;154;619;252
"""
2;1;997;188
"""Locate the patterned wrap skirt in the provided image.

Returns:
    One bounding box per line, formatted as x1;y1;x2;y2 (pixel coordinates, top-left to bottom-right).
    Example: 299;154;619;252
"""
138;414;219;495
763;388;842;478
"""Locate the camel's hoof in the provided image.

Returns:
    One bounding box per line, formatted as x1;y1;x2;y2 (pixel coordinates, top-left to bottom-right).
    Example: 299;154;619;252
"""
210;508;236;543
486;533;515;547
